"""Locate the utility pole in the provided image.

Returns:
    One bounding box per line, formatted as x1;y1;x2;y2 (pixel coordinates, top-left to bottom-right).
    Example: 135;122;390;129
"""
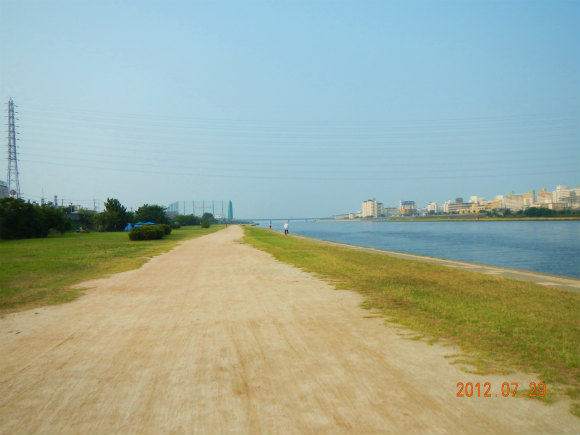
7;98;21;198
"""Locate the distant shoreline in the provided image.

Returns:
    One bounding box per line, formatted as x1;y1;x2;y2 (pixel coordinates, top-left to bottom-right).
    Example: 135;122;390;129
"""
319;216;580;223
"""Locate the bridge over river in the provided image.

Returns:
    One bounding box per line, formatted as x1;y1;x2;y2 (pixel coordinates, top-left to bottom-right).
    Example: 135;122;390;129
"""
248;217;324;222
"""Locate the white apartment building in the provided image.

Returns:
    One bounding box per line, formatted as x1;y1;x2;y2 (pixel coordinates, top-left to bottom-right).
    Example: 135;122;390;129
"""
427;202;438;213
446;200;472;213
569;187;580;208
536;188;553;204
441;200;452;213
503;190;536;211
362;199;385;218
504;195;525;211
352;185;579;220
468;196;486;204
554;185;571;203
362;199;378;218
503;186;580;211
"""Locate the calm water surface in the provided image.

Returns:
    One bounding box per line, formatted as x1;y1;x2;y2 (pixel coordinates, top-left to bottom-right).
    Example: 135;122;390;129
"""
254;220;580;278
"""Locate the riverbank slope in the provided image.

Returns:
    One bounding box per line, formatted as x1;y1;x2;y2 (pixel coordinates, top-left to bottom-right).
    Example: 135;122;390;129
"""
288;232;580;292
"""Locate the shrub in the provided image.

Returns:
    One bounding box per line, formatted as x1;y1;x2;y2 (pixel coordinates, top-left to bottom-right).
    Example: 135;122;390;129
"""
159;224;172;235
128;225;164;241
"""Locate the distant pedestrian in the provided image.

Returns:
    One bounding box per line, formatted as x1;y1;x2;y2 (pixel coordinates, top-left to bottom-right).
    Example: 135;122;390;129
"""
284;221;289;235
269;222;272;230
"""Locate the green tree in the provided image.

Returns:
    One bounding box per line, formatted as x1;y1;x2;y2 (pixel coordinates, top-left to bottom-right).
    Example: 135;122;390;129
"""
174;214;201;226
522;207;555;217
77;209;96;229
0;198;41;239
94;211;119;232
96;198;129;231
0;198;71;239
202;212;216;223
40;205;71;235
134;204;169;225
93;198;130;231
200;212;215;228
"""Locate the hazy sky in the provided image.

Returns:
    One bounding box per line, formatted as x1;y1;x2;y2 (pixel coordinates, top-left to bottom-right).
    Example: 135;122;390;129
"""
1;0;578;218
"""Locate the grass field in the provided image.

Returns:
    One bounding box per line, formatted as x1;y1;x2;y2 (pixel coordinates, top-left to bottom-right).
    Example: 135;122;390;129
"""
0;226;221;315
243;226;580;415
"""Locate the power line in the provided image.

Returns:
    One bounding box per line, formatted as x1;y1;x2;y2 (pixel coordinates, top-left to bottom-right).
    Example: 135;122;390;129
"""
15;157;579;182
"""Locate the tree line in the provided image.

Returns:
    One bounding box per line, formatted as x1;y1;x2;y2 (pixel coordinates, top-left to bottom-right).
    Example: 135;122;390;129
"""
488;207;580;218
0;197;71;239
0;197;217;240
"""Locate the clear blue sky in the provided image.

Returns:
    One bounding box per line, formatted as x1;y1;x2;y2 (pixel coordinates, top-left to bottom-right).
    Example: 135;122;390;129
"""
1;0;578;218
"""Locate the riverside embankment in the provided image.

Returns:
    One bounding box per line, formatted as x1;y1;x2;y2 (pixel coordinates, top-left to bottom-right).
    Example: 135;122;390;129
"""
256;220;580;278
287;233;580;292
1;225;578;434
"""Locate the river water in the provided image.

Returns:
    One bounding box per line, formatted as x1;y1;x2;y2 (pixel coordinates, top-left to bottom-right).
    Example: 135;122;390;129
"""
253;220;580;278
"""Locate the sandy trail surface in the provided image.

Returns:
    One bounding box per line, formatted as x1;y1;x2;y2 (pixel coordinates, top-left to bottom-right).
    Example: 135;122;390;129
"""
0;226;577;435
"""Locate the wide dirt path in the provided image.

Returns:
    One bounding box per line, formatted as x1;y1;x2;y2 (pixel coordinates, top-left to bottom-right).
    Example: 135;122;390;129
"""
0;226;577;434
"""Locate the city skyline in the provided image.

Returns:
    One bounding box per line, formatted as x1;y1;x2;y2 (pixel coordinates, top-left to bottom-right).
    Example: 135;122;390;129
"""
1;1;578;218
340;184;579;220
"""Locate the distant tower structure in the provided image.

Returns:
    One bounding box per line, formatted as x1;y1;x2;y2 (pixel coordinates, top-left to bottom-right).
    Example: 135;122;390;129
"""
227;200;233;221
167;201;180;218
7;98;21;198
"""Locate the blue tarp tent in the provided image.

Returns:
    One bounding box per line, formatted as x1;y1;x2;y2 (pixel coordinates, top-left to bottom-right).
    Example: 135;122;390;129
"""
133;222;156;227
123;223;133;231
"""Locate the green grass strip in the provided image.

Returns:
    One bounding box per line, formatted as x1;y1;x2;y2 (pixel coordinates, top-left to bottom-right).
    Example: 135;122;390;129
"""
0;226;221;314
243;226;580;410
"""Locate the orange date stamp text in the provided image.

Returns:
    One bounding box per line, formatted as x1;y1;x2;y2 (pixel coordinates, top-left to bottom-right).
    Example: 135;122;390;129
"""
456;382;546;398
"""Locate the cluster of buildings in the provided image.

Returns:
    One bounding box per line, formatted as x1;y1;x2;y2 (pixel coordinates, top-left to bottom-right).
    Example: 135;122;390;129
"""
335;185;580;219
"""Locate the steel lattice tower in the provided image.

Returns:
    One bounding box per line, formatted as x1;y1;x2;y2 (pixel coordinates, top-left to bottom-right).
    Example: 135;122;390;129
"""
7;98;20;198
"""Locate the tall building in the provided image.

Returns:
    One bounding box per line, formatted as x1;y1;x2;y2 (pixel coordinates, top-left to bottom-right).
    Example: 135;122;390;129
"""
568;187;580;209
167;201;179;218
427;202;438;213
532;186;579;210
362;199;378;218
504;190;536;211
554;185;571;203
227;201;233;221
446;198;471;213
536;188;553;204
399;200;417;215
361;199;385;218
377;202;385;216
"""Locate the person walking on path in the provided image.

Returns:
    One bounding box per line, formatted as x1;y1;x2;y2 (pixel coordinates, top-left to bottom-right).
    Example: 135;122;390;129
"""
284;221;289;235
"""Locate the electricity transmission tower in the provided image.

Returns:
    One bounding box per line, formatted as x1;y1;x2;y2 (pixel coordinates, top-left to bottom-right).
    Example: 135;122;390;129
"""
7;98;21;198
